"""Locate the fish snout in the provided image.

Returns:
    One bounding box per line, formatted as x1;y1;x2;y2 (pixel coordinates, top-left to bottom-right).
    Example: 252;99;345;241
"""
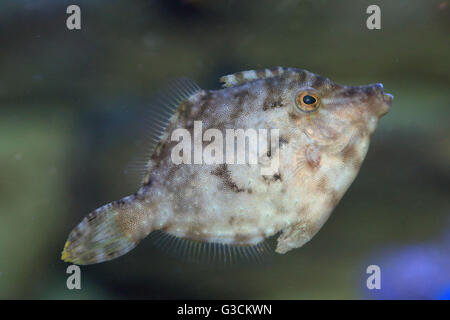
365;83;393;118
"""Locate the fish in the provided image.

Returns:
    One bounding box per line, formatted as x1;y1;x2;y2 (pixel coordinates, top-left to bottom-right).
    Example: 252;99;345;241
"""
61;67;393;265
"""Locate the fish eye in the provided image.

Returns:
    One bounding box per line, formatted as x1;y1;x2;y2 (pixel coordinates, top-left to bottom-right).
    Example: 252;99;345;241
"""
303;95;316;104
295;90;320;113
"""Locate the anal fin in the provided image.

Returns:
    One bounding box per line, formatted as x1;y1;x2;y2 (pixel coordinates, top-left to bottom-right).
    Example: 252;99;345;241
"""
148;230;274;265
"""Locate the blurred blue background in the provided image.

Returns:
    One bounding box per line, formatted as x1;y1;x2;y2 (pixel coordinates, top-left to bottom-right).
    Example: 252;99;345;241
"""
0;0;449;299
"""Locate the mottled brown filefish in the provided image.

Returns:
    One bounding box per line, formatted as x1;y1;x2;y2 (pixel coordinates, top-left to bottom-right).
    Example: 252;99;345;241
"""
62;67;393;265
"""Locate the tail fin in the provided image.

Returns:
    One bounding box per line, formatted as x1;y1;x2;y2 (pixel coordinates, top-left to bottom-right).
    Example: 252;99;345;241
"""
62;196;150;265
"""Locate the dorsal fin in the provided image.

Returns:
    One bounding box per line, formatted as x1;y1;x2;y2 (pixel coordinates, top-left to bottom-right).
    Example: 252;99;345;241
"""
124;78;201;186
220;66;288;88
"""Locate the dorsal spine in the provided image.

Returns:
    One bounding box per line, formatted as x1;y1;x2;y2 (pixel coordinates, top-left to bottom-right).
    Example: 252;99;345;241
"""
220;67;288;88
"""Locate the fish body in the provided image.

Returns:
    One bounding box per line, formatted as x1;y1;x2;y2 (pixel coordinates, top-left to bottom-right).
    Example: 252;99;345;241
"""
62;67;392;264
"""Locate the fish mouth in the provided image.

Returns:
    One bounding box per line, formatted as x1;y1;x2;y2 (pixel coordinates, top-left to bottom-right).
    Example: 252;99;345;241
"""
369;83;393;118
375;83;394;103
383;92;394;104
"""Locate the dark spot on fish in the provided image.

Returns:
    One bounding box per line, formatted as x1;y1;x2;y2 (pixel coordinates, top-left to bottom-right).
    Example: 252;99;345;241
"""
211;164;227;179
288;112;300;121
256;70;266;78
154;139;169;157
263;97;284;111
344;87;358;97
363;85;378;95
233;90;248;101
193;92;214;120
296;70;307;83
262;173;282;184
211;164;244;193
230;90;248;119
312;75;327;89
341;143;358;164
279;136;289;146
234;233;251;244
115;199;126;207
264;78;278;96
